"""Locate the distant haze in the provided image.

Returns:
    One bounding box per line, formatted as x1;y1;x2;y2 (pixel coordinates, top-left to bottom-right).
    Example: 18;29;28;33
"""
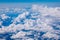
0;2;60;8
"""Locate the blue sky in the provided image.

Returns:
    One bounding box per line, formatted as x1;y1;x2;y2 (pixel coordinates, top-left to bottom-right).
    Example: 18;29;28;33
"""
0;0;60;3
0;0;60;8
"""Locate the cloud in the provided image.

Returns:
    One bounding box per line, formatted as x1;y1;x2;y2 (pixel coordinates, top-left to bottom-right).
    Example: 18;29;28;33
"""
11;31;26;39
42;32;59;39
0;14;10;20
0;4;60;40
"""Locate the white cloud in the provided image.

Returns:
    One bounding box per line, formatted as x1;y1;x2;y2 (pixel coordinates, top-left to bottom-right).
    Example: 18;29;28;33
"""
0;4;60;40
40;6;60;17
26;38;34;40
1;14;10;20
14;8;21;13
32;5;60;17
0;23;25;33
5;8;9;13
13;11;29;24
11;31;26;39
42;32;59;39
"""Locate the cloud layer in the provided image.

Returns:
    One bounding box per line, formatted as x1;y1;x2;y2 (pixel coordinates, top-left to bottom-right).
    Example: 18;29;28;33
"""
0;5;60;40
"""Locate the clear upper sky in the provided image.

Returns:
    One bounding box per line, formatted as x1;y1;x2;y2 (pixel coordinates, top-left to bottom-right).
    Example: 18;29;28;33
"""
0;0;60;3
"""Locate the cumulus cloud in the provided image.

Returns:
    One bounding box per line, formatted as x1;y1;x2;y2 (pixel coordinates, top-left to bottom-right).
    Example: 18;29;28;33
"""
0;4;60;40
0;14;10;20
42;32;59;39
11;31;26;39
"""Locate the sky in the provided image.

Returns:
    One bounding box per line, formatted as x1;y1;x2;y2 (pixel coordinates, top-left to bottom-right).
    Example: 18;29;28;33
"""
0;0;60;40
0;0;60;8
0;0;60;3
